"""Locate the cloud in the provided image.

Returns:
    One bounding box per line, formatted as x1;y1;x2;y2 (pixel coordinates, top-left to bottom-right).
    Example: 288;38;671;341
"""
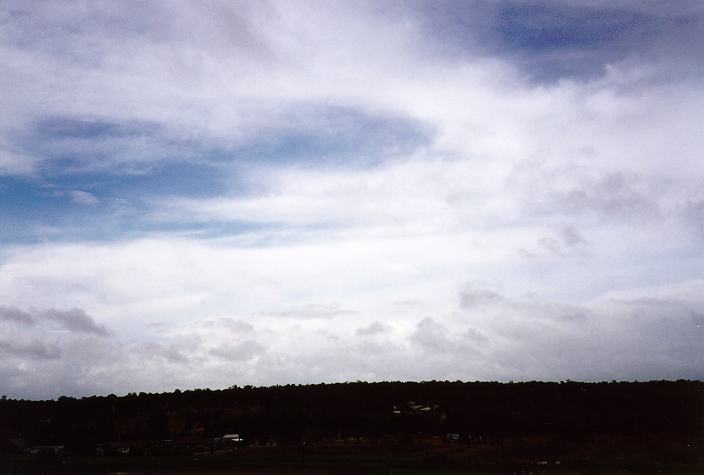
560;172;660;221
1;196;703;399
69;190;99;205
561;225;585;246
411;318;485;357
459;287;507;308
0;0;698;181
0;2;703;397
415;0;704;81
0;305;110;336
356;321;390;336
132;342;190;364
684;200;704;235
0;147;36;176
43;307;111;336
450;282;704;381
537;226;586;256
264;304;355;320
1;275;703;399
0;305;114;395
0;305;35;325
411;318;454;353
210;340;265;362
0;339;61;360
522;169;663;224
201;318;254;334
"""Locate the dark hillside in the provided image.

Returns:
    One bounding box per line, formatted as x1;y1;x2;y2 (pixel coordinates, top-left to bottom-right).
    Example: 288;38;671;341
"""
1;381;702;470
2;381;701;444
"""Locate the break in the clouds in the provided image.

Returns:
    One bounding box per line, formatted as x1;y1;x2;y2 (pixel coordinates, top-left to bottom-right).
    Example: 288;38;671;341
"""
1;0;704;398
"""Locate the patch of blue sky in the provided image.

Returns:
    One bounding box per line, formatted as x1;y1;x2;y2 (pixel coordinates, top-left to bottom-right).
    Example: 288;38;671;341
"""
230;105;431;169
11;106;429;195
0;176;103;243
0;177;64;220
0;170;312;244
19;116;176;174
136;220;284;243
1;106;429;243
33;116;159;140
21;105;429;171
88;161;229;200
1;175;104;243
0;162;228;243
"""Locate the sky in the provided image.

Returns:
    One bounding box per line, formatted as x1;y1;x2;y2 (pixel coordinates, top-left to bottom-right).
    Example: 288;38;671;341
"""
1;0;704;399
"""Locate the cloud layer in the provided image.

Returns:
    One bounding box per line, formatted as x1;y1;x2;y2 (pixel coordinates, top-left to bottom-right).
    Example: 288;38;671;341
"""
1;1;703;398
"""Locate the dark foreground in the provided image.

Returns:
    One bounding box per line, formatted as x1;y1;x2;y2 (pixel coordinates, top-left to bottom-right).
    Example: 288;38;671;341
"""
3;434;703;474
1;381;702;473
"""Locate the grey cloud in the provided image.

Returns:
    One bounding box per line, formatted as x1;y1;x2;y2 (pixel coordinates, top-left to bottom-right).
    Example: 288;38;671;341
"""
689;310;704;329
356;321;390;336
1;1;272;65
453;284;704;381
3;284;703;400
416;0;704;82
264;303;354;319
217;318;254;333
410;318;483;357
538;236;562;255
210;340;265;362
411;318;452;353
561;225;585;246
459;287;506;308
463;328;489;344
135;342;190;364
600;305;703;376
146;320;170;329
556;172;660;221
390;300;425;311
0;305;110;336
521;166;663;224
0;339;61;360
0;306;35;325
44;308;111;337
355;338;396;355
459;285;588;325
538;225;586;256
684;200;704;234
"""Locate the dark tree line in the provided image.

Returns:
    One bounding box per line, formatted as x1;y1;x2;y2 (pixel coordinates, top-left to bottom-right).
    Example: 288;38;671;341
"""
1;380;701;453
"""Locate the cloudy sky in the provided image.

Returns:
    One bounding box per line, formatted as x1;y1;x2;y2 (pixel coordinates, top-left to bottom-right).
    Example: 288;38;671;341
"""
1;0;704;399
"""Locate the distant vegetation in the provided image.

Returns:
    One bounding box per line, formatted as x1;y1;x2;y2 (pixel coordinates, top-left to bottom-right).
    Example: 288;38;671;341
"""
1;380;702;470
2;380;702;445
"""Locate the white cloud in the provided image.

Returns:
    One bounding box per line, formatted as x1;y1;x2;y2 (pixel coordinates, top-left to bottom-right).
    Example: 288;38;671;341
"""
69;190;99;205
1;1;704;397
1;1;701;180
0;235;702;398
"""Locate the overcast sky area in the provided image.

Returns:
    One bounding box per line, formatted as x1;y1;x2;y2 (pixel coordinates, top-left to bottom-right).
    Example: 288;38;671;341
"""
1;0;704;399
